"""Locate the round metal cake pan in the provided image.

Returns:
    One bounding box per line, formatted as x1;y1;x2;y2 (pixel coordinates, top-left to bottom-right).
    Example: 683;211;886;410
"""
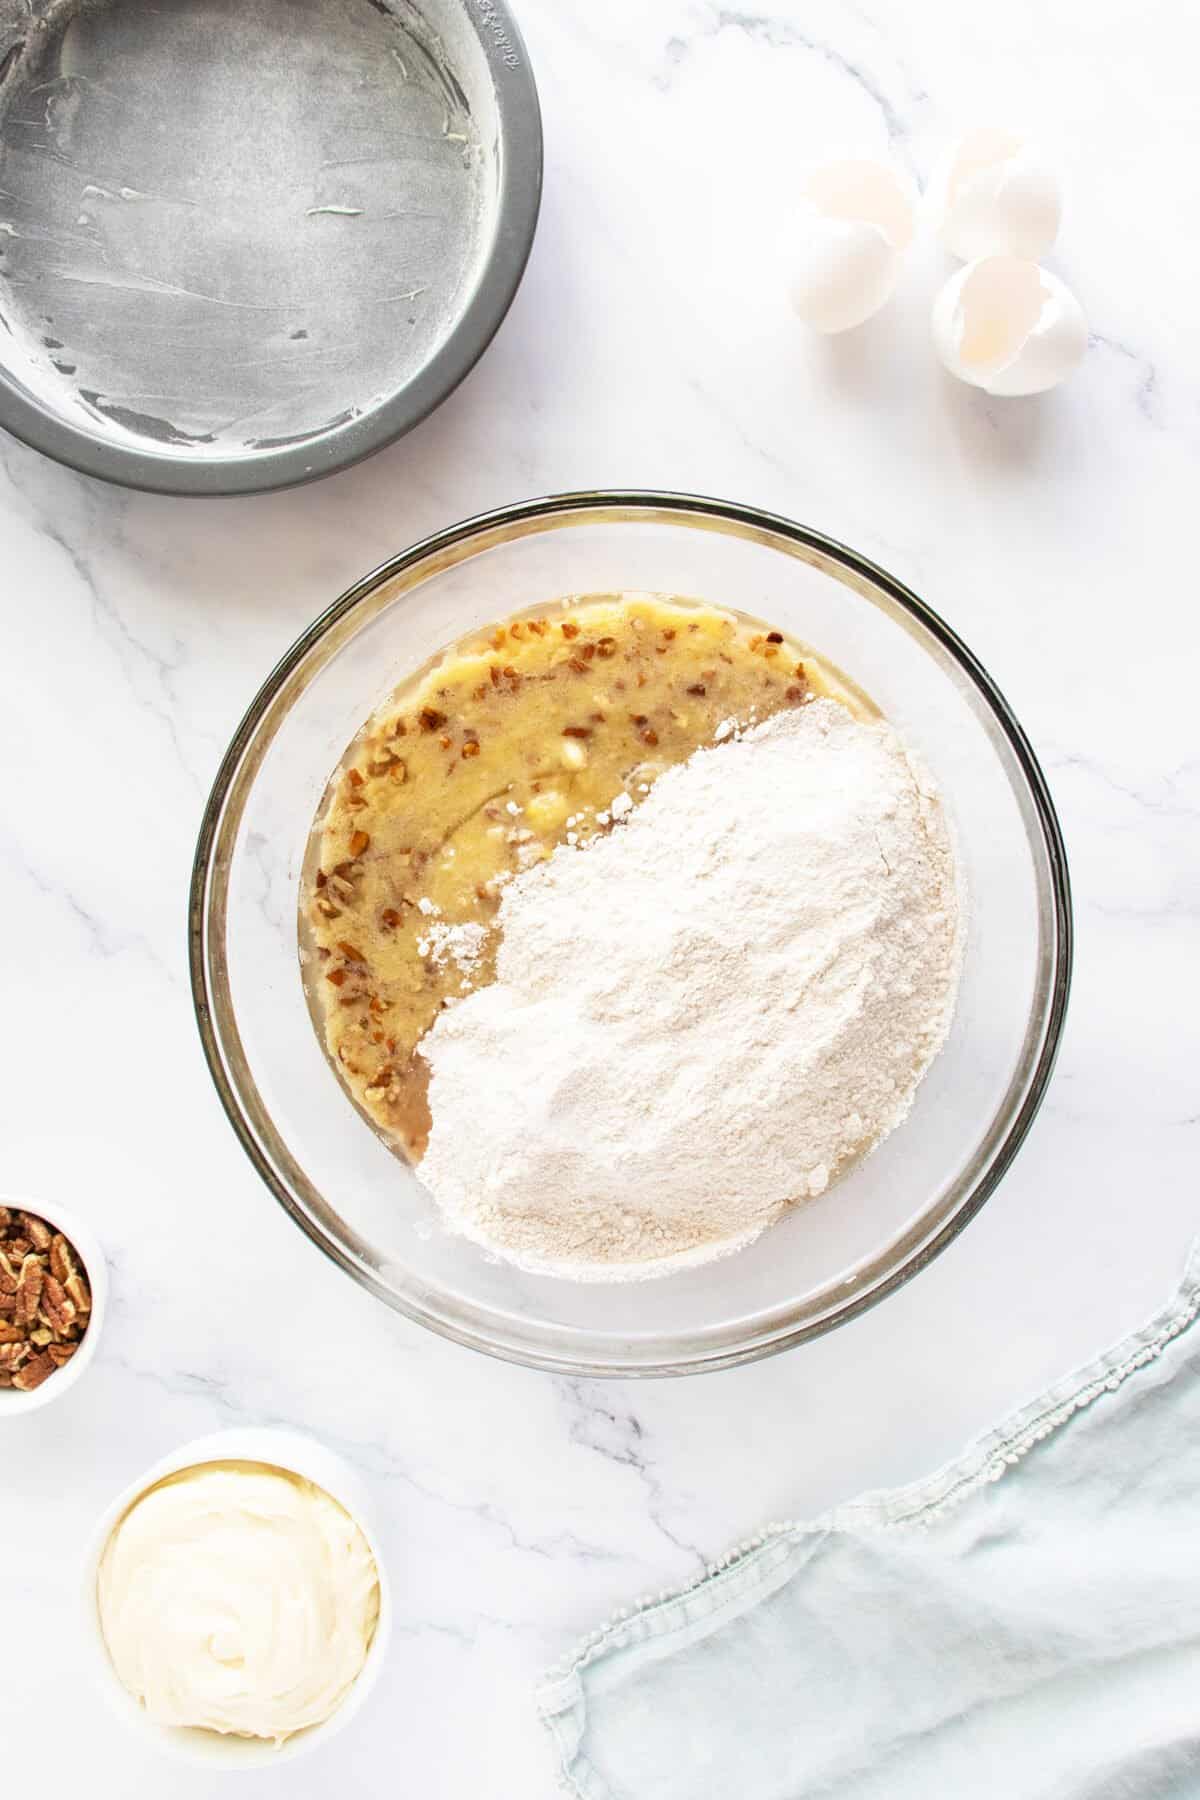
0;0;541;495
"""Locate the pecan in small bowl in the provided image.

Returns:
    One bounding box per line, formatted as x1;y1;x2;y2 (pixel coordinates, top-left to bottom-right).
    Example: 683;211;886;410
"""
0;1198;106;1416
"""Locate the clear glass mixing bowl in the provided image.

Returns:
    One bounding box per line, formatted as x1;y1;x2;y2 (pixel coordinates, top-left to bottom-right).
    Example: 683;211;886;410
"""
190;493;1072;1376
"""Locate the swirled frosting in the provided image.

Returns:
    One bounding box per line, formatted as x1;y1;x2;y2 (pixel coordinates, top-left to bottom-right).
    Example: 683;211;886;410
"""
97;1461;380;1743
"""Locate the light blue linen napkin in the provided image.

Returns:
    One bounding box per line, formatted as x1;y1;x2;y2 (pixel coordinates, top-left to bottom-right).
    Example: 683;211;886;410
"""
539;1249;1200;1799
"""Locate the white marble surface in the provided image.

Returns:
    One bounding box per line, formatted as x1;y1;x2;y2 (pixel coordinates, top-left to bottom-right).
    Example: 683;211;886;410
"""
3;0;1198;1791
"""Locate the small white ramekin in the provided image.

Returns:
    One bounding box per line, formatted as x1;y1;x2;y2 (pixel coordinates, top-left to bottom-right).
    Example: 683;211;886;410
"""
0;1195;107;1418
81;1427;393;1769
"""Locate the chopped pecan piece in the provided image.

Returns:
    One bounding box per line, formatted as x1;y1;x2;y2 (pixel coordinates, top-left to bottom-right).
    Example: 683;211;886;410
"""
15;1256;43;1328
20;1213;53;1252
12;1351;55;1392
65;1271;91;1316
49;1234;75;1285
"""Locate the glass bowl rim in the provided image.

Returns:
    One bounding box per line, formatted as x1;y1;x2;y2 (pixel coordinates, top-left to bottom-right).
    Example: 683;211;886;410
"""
189;489;1073;1376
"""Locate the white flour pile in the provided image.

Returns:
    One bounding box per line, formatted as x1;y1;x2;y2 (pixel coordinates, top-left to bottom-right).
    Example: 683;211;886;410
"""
416;918;487;984
418;700;963;1280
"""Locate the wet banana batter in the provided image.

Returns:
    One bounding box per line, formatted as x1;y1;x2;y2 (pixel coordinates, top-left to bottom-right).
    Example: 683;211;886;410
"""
302;594;871;1157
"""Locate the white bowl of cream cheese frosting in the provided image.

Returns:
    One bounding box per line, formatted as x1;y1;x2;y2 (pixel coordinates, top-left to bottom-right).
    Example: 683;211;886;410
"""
82;1428;391;1767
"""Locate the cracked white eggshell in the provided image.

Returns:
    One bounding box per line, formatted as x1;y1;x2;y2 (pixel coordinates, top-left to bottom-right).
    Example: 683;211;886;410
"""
933;128;1062;262
932;256;1087;396
787;160;916;334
